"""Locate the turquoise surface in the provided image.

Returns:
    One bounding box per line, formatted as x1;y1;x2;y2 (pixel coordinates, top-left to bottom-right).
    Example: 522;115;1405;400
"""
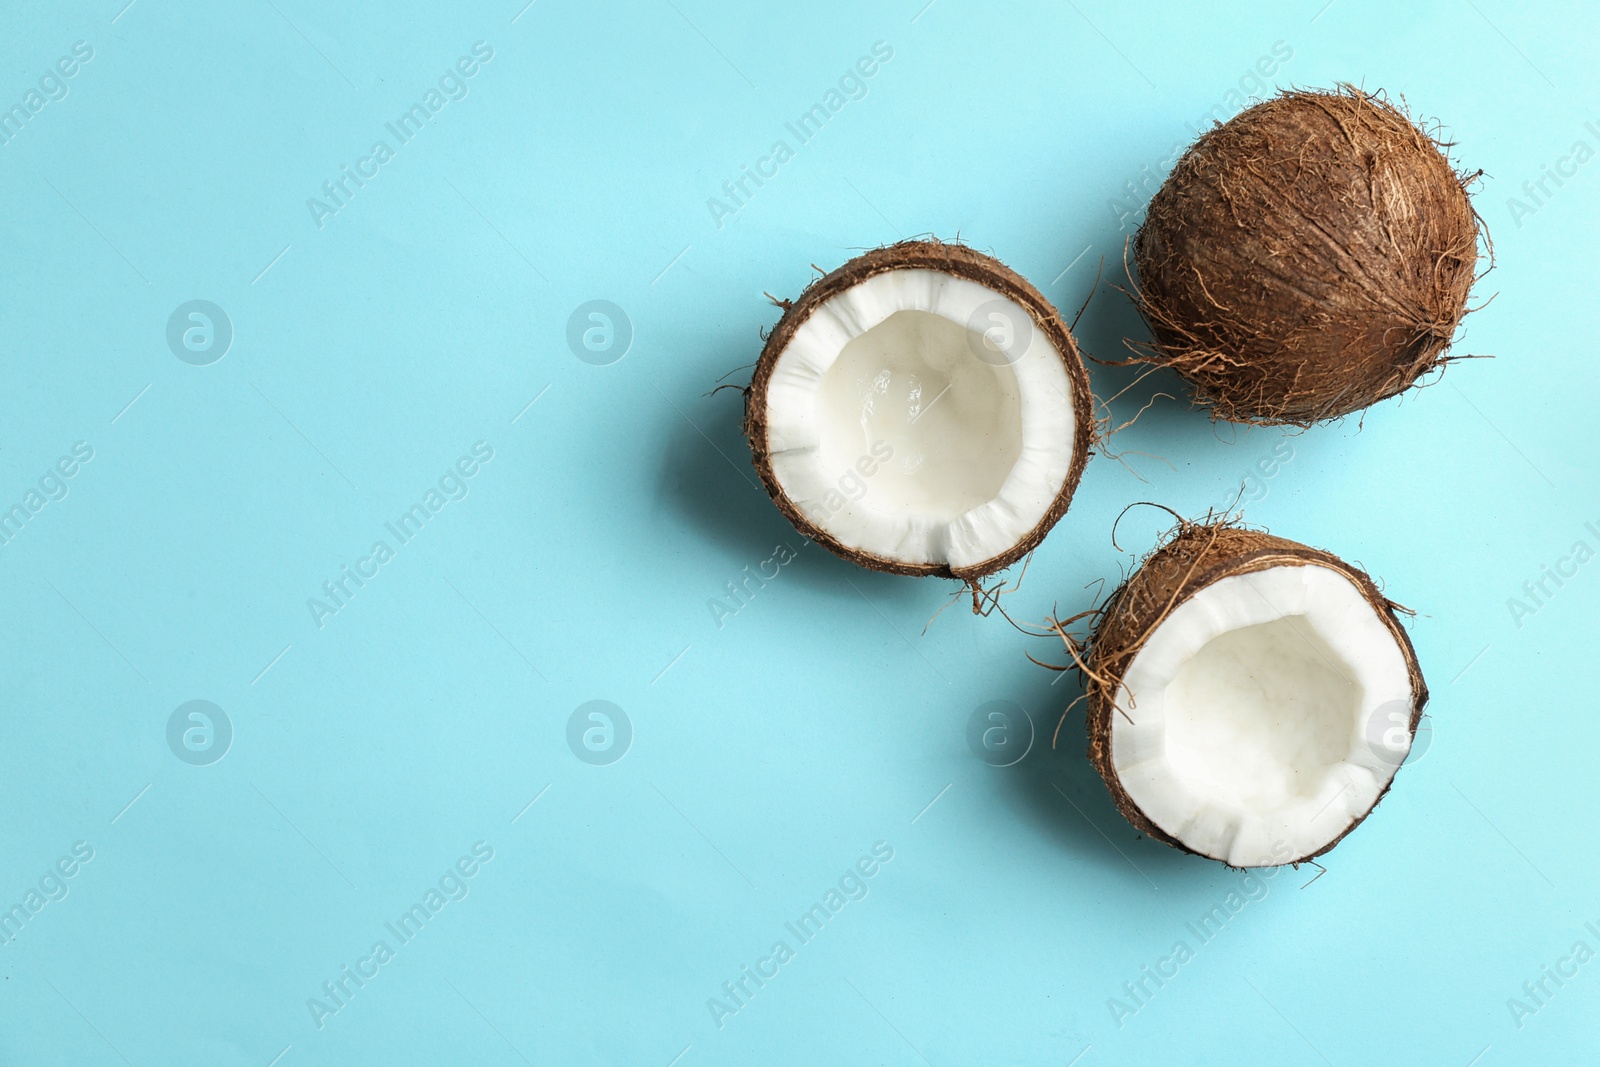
2;0;1595;1063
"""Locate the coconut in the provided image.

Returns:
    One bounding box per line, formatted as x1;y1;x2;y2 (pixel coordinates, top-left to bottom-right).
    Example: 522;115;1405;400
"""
1066;518;1427;867
744;240;1095;581
1133;86;1485;426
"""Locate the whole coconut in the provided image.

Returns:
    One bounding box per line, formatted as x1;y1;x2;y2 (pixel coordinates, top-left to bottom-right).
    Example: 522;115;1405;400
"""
1133;86;1485;426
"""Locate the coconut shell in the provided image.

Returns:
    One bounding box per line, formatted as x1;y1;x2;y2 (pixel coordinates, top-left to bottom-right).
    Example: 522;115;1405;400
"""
1133;86;1484;426
1081;520;1428;865
744;240;1095;580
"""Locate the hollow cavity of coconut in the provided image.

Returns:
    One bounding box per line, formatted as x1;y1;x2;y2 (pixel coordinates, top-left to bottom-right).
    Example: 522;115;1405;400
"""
745;241;1094;579
1134;86;1483;426
1084;522;1427;867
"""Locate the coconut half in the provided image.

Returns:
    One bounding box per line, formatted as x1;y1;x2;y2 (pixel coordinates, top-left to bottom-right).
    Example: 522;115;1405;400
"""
1080;522;1427;867
745;241;1094;579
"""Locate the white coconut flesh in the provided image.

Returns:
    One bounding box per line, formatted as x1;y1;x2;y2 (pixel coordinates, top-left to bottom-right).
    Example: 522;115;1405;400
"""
762;269;1079;569
1109;563;1414;866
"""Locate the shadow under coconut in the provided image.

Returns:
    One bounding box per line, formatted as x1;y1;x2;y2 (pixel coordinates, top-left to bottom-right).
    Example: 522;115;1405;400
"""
657;394;791;557
998;637;1207;886
1067;257;1246;475
656;393;933;608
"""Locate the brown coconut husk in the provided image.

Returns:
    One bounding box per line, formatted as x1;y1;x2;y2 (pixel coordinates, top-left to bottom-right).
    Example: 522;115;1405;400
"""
1059;515;1427;865
744;239;1095;582
1132;85;1487;426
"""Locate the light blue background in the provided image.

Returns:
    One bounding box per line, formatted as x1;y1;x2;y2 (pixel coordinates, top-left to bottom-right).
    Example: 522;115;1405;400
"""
2;0;1595;1063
